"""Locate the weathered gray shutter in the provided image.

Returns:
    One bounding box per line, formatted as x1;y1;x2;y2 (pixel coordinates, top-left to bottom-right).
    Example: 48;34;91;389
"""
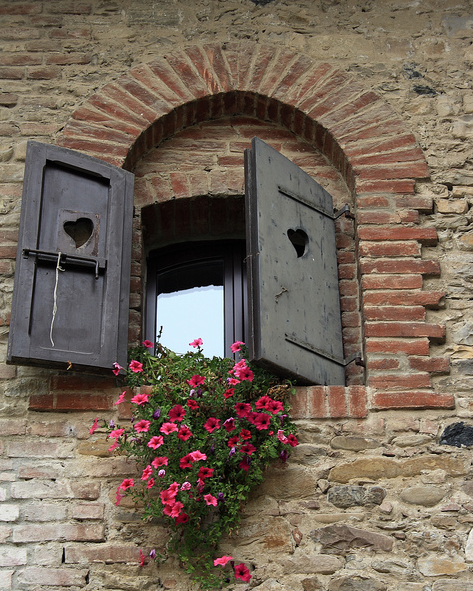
7;141;134;373
244;137;345;385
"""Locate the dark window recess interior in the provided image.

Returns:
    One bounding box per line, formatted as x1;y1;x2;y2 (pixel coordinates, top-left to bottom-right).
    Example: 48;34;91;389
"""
146;241;246;359
7;141;134;373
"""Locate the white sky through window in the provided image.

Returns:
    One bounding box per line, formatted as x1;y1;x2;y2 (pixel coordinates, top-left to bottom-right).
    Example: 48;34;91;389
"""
157;285;224;358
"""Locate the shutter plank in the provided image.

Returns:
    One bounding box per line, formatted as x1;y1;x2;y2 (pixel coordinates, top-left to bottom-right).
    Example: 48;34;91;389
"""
245;137;345;385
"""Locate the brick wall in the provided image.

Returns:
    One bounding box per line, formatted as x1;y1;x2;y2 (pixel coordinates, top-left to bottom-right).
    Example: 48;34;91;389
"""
1;2;473;590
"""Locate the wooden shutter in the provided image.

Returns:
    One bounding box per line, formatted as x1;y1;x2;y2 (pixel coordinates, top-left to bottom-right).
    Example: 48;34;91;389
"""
7;141;134;373
245;137;345;385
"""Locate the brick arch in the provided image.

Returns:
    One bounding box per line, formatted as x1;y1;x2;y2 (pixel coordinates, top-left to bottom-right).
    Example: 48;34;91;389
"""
56;41;454;414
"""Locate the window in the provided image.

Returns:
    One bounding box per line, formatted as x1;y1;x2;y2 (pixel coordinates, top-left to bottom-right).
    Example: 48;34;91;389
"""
145;240;246;358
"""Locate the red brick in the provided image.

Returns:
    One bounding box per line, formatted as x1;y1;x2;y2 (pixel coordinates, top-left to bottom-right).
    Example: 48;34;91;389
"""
1;54;42;66
358;241;421;257
359;228;438;244
364;306;425;321
259;48;298;96
307;386;327;418
356;179;416;194
409;356;450;373
58;137;129;160
395;195;434;212
371;392;455;410
346;133;419;158
356;195;391;208
360;259;440;275
363;290;445;308
27;66;61;80
365;322;445;340
362;275;423;290
368;358;400;370
366;338;430;355
369;373;431;390
0;3;41;15
164;51;209;100
357;210;419;224
347;386;368;418
49;27;90;38
0;67;24;79
327;386;348;418
299;71;352;114
350;148;427;167
102;83;157;124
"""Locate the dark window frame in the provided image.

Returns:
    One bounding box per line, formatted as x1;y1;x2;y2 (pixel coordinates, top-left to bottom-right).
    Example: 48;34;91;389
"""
145;240;247;357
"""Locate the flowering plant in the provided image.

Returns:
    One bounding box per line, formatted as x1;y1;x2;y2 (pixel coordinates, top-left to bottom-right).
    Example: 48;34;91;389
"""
98;339;298;589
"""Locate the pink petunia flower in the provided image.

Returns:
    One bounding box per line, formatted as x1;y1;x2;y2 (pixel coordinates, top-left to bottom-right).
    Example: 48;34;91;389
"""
180;481;191;491
186;399;199;410
240;429;252;440
267;399;284;414
160;422;178;435
189;450;207;462
114;391;126;405
287;433;298;447
147;478;155;489
129;359;143;373
187;374;205;388
89;417;99;435
180;454;193;469
223;388;235;399
112;362;124;376
175;512;189;524
277;429;289;444
255;395;272;410
168;404;186;422
254;413;271;431
241;443;257;455
141;465;153;480
223;417;236;432
228;436;240;448
189;338;203;348
120;478;134;490
235;402;252;418
204;417;220;433
234;563;251;582
234;365;254;381
115;486;124;506
230;341;244;353
214;555;233;566
130;392;149;405
142;340;153;348
108;440;119;453
151;456;168;468
227;377;240;386
147;435;164;449
204;494;217;506
139;550;146;567
134;419;151;433
238;459;250;472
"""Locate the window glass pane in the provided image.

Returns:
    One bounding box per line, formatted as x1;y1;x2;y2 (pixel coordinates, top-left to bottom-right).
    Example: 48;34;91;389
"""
157;260;224;358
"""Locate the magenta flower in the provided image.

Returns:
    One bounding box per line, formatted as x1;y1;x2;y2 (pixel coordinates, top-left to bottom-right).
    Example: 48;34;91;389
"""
198;466;213;479
254;413;271;430
130;392;149;405
108;440;119;453
241;443;257;455
267;399;284;414
223;388;235;399
234;563;251;582
238;459;250;472
204;494;217;506
235;402;252;418
287;433;298;447
168;404;186;422
114;391;126;405
142;340;153;348
223;417;236;432
139;550;146;567
187;399;199;409
147;478;155;489
151;456;168;468
158;469;165;478
234;365;254;381
129;360;143;373
255;395;271;410
277;429;289;444
227;377;240;386
230;340;244;353
228;435;240;448
115;486;123;506
181;481;191;491
189;338;203;348
134;419;151;433
177;425;192;441
120;478;134;490
187;374;205;388
204;417;220;433
214;555;233;566
180;454;193;469
112;362;124;376
141;465;153;480
147;435;164;449
175;512;189;524
240;429;252;440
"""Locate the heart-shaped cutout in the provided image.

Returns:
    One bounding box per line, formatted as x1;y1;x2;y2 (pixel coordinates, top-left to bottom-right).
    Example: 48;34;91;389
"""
63;217;94;248
287;228;308;258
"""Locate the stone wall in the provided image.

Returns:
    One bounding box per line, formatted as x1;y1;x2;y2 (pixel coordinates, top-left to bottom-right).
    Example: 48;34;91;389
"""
1;1;473;590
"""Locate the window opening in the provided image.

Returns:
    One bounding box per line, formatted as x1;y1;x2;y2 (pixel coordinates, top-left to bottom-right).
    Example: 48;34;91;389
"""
146;240;246;358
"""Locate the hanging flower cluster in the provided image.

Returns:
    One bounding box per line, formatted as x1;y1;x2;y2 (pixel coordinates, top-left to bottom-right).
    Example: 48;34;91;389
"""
93;339;298;589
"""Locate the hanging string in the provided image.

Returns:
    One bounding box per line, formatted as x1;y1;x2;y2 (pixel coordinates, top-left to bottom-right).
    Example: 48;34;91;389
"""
50;252;65;347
